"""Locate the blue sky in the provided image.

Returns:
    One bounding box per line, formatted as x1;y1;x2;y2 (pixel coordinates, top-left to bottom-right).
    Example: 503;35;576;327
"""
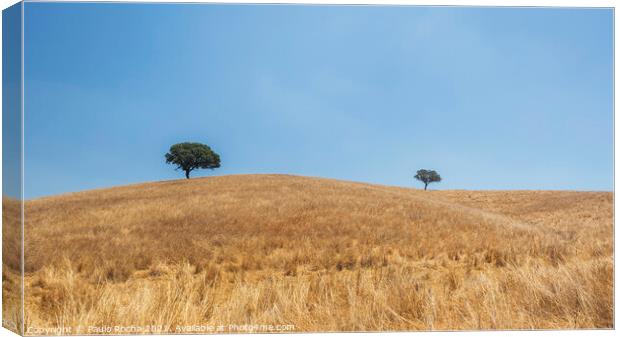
3;3;21;199
23;3;613;198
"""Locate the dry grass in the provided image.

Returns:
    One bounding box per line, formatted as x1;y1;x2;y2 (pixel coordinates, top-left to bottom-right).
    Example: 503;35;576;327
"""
3;197;22;335
2;174;613;334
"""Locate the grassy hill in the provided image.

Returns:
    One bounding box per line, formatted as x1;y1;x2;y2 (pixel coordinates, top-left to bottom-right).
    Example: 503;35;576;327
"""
3;174;613;332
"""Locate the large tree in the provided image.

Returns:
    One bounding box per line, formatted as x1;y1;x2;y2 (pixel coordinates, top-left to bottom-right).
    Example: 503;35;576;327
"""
414;169;441;190
165;142;221;179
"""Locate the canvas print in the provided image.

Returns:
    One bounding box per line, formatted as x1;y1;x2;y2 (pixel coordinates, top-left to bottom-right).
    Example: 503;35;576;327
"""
2;2;614;335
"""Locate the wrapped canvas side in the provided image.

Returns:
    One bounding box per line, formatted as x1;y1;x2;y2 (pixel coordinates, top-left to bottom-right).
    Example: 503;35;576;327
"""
2;2;23;335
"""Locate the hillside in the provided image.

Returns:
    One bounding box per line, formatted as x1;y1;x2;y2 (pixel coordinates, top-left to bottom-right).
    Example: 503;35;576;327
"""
3;174;613;332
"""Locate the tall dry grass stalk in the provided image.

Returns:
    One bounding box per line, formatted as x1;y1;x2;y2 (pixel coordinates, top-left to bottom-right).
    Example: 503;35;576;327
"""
2;174;613;334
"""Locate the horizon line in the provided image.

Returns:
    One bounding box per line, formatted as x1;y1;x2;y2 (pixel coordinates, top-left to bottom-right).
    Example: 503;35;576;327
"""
10;173;614;201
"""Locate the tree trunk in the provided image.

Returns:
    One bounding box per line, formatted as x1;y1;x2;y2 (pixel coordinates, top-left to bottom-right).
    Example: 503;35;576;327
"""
424;183;428;190
185;169;190;179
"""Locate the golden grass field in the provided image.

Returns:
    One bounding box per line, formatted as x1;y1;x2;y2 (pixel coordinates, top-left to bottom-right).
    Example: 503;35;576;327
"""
2;174;614;334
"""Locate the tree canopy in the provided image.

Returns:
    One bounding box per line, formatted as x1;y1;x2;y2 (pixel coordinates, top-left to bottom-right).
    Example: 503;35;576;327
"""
165;142;220;179
414;169;441;190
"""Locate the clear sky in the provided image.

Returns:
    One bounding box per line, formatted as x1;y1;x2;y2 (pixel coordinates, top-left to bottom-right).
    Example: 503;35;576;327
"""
23;3;613;198
3;3;22;199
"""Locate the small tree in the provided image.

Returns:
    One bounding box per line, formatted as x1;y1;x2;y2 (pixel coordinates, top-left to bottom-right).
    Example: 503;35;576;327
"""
165;142;221;179
414;169;441;190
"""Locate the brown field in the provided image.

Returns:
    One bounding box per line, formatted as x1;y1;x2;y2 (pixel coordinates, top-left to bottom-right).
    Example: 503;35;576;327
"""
2;174;614;334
